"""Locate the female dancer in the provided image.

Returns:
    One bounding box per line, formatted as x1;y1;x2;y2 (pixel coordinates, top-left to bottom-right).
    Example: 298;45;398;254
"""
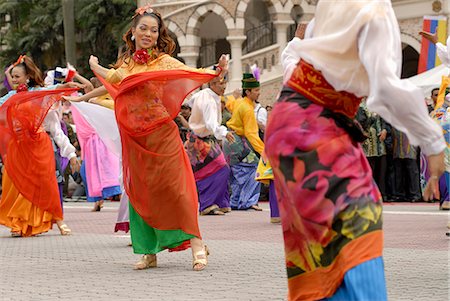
63;87;125;217
265;3;445;300
89;5;227;270
0;55;80;237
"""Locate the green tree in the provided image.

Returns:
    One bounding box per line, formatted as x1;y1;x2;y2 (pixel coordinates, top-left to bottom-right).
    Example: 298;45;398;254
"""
0;0;135;77
0;0;65;71
75;0;135;75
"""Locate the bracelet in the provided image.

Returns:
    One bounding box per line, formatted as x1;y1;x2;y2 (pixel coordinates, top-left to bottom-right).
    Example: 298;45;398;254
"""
215;66;223;73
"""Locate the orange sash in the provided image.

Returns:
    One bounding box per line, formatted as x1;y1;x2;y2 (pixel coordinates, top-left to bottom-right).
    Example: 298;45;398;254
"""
287;60;363;118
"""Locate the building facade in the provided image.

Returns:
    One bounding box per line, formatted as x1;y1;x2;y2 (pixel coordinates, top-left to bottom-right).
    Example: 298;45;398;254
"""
137;0;450;105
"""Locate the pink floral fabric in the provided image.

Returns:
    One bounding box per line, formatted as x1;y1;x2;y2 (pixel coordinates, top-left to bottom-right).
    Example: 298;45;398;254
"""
265;89;383;296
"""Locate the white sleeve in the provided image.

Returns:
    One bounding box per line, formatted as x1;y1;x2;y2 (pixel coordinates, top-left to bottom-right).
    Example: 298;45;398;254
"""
436;42;450;68
281;19;315;84
44;110;76;159
189;91;228;140
281;39;303;85
199;95;228;140
257;107;268;126
359;18;445;156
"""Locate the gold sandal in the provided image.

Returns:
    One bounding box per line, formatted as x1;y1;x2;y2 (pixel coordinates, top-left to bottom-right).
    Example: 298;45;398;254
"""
58;224;72;236
11;231;21;237
134;254;157;270
192;245;209;271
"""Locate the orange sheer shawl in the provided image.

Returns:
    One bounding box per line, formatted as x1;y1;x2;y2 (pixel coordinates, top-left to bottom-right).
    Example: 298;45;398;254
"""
0;89;77;219
98;69;217;235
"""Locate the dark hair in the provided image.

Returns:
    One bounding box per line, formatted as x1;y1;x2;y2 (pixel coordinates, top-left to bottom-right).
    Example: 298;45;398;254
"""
242;89;251;98
114;10;175;68
431;87;439;95
12;56;44;87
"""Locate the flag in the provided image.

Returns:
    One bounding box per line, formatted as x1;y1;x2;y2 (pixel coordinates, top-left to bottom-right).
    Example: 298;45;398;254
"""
418;15;447;74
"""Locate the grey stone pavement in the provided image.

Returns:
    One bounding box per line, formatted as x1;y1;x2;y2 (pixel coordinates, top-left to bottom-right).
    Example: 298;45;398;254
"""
0;201;448;301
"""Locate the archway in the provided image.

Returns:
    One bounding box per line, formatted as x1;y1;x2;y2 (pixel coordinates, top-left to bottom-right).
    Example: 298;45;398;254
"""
242;0;274;54
288;4;304;40
196;12;230;67
401;44;419;79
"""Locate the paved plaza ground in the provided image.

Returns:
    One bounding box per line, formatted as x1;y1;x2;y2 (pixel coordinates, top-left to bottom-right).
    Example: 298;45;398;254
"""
0;201;448;301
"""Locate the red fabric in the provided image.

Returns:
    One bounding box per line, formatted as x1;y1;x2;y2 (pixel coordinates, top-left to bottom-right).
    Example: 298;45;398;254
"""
0;88;77;218
98;70;216;236
287;60;363;118
168;240;191;252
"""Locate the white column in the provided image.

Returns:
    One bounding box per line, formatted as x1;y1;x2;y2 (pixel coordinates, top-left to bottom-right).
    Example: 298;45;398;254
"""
226;35;246;86
273;20;294;52
178;52;199;67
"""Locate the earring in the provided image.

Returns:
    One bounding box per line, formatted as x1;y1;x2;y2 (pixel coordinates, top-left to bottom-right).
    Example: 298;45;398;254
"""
26;79;30;84
131;35;135;41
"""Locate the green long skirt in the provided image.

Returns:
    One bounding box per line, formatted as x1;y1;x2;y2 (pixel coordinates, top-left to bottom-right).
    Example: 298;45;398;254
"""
129;203;195;254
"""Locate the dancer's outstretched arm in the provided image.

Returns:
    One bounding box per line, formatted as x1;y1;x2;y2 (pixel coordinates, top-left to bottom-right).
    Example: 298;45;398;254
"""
62;86;107;102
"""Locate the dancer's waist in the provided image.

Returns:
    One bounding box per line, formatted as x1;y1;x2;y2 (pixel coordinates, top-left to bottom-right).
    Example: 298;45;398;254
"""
286;60;362;118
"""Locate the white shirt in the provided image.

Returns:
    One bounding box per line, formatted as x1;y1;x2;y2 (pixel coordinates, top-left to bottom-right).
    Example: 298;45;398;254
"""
254;103;268;127
188;88;228;140
282;0;445;156
436;36;450;68
43;109;76;160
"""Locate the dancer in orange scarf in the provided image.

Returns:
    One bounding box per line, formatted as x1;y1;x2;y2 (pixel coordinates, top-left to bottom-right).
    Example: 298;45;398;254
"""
0;55;79;237
89;5;227;270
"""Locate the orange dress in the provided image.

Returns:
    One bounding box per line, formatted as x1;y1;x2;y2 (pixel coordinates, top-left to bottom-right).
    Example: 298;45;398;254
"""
98;54;217;253
0;88;76;236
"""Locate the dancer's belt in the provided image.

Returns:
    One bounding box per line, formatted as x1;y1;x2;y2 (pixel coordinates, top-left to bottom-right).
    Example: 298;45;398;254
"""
287;60;362;119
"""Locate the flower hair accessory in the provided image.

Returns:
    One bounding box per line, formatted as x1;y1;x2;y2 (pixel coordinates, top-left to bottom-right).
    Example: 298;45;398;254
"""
13;55;26;67
132;3;154;19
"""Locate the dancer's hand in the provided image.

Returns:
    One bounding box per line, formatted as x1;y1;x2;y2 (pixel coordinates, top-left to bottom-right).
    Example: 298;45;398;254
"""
62;95;81;102
423;151;445;201
378;129;387;142
419;31;438;44
89;55;99;69
226;132;235;143
218;54;229;72
261;151;269;165
66;82;85;89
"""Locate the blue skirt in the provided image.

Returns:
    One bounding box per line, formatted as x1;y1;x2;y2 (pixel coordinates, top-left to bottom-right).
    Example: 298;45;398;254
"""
80;162;121;202
324;257;387;301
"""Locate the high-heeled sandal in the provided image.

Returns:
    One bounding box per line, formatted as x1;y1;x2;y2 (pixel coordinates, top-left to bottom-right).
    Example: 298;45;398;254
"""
11;231;21;237
91;200;104;212
134;254;157;270
192;245;209;271
58;224;72;236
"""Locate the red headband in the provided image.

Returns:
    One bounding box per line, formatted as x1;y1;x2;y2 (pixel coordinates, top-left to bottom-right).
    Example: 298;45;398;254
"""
13;55;26;67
